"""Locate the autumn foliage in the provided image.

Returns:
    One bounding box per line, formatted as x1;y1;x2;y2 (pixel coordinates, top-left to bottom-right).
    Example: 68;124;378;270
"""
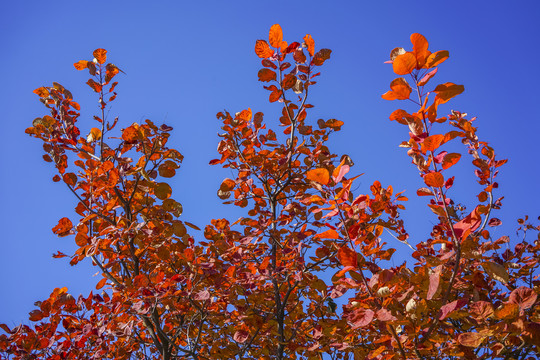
1;25;539;360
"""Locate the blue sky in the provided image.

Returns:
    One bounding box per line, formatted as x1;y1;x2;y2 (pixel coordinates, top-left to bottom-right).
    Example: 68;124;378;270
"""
1;1;539;326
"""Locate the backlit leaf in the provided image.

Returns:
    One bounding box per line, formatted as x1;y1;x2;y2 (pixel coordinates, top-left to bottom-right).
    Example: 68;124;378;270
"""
338;246;357;268
494;302;519;320
411;33;430;68
269;24;283;48
426;50;449;68
63;173;77;187
392;52;416;75
316;229;339;240
306;168;329;185
33;87;49;98
424;172;444;187
442;153;461;169
93;48;107;64
255;40;274;58
304;34;315;57
87;127;102;142
381;77;412;100
52;217;73;237
434;82;464;105
421;134;445;153
453;206;482;240
73;60;89;70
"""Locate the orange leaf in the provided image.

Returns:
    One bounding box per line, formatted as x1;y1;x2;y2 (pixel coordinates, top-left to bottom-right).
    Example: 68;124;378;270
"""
269;24;283;48
426;50;449;68
96;277;107;290
87;127;102;142
316;229;339;239
434;82;464;105
236;108;252;122
52;217;73;237
392;52;416;75
63;173;78;187
442;153;461;169
255;40;274;58
73;60;89;70
306;168;329;185
410;33;430;68
93;48;107;64
494;302;519;320
421;134;445;154
337;246;357;268
304;34;315;57
424;172;444;187
381;77;412;100
482;262;509;284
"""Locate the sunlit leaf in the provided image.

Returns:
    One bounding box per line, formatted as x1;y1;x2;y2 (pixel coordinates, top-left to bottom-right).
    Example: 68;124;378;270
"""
255;40;274;58
381;77;412;100
421;134;445;153
410;33;430;68
494;302;519;320
63;173;77;187
93;48;107;64
269;24;283;48
425;50;449;68
434;82;464;105
73;60;89;70
233;329;249;343
392;52;416;75
306;168;329;185
424;172;444;187
442;153;461;169
458;332;488;348
52;217;73;237
87;127;102;142
337;246;357;268
303;34;315;57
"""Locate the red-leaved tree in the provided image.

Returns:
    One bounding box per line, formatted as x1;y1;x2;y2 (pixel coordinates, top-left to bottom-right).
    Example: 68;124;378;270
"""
1;25;539;360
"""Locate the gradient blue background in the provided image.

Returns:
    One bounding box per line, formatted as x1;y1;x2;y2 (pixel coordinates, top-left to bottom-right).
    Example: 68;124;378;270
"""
1;1;539;327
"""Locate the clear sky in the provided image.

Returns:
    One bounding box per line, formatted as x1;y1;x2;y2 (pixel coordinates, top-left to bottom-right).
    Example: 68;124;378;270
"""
1;1;539;326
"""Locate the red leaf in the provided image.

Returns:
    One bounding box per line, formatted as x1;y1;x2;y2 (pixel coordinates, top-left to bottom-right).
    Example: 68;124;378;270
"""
258;68;276;82
427;265;442;300
453;206;482;241
439;298;467;320
348;308;374;329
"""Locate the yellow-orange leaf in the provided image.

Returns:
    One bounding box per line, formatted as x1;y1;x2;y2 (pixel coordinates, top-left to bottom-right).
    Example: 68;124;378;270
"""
424;172;444;187
421;134;445;154
255;40;274;58
87;127;102;142
392;52;416;75
73;60;89;70
494;302;519;320
381;77;412;100
306;168;329;185
426;50;449;68
269;24;283;48
93;48;107;64
304;34;315;57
